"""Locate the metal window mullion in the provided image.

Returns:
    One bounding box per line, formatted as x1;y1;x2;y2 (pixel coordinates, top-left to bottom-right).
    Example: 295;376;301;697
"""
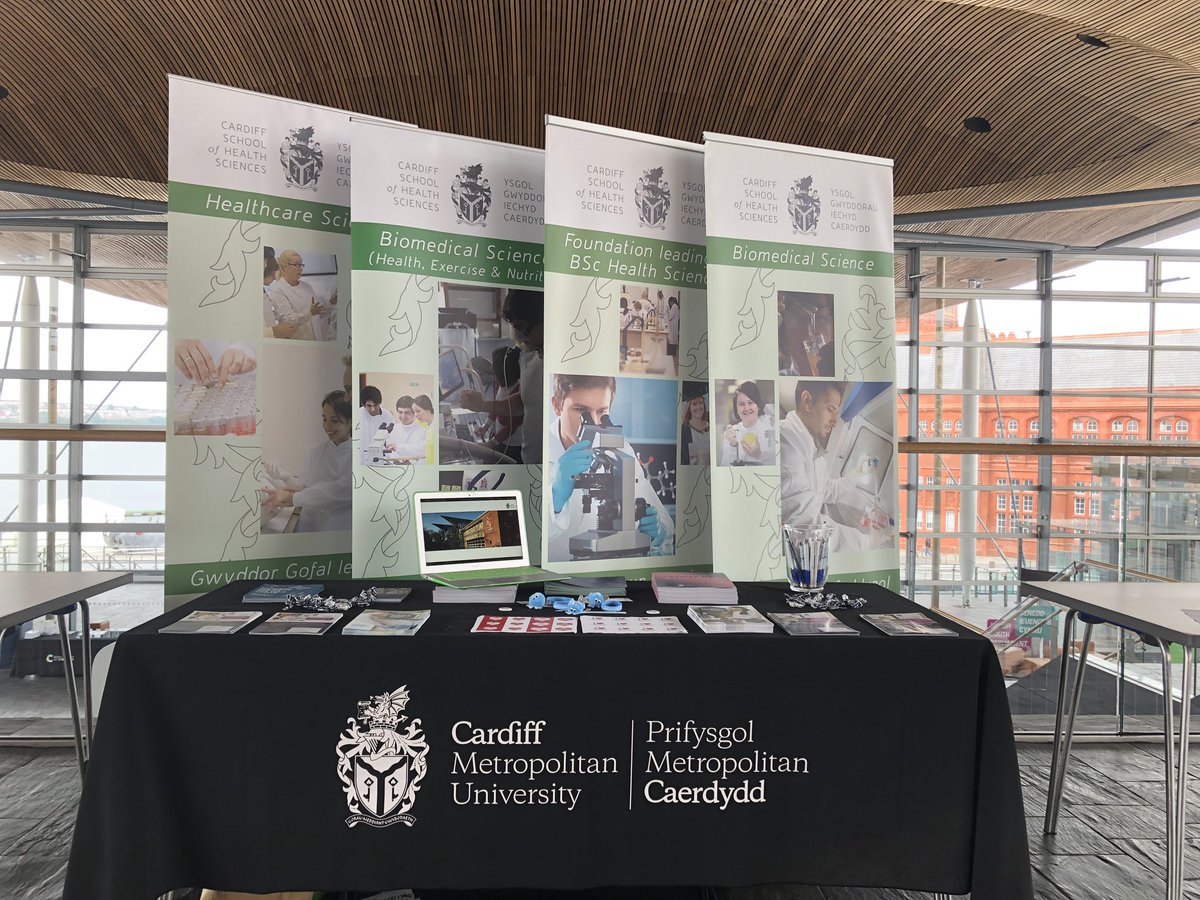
905;248;922;598
68;225;85;571
1036;250;1054;571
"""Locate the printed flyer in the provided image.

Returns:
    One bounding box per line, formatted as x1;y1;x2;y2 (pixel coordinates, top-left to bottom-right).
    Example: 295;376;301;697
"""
166;77;361;601
350;119;545;576
704;133;899;587
543;116;710;574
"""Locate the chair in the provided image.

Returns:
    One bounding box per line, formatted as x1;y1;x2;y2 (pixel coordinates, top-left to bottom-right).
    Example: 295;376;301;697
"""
90;641;117;723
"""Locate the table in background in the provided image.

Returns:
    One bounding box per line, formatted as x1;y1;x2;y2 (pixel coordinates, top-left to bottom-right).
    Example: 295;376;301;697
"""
0;571;133;774
66;580;1031;900
1024;580;1200;900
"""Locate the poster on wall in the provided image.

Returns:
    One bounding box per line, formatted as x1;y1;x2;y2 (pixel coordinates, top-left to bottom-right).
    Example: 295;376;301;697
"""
704;133;899;587
350;118;545;577
543;116;710;574
166;76;369;602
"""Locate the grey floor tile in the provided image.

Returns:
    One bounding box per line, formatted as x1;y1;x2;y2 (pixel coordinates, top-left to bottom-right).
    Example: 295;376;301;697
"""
1027;816;1120;856
7;718;85;738
814;888;926;899
1031;864;1073;900
1024;762;1144;808
720;887;828;900
1112;838;1200;882
0;818;41;850
1016;743;1059;768
3;801;76;859
0;757;80;821
1033;853;1166;900
1070;743;1174;782
1071;803;1173;840
0;718;37;736
0;853;68;900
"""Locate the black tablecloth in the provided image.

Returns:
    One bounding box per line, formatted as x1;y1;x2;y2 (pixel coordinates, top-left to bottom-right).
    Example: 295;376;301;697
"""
65;580;1032;900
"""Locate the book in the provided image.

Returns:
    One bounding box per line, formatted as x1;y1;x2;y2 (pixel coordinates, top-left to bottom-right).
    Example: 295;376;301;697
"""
243;583;324;602
767;611;860;636
433;586;517;604
651;572;738;604
343;609;430;636
369;586;412;602
581;615;687;634
159;610;261;635
860;612;958;637
249;612;342;636
687;604;773;634
471;615;577;634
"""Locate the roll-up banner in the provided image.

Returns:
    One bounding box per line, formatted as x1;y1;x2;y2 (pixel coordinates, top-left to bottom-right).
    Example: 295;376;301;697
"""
166;77;367;601
350;119;545;576
703;134;899;588
543;116;711;574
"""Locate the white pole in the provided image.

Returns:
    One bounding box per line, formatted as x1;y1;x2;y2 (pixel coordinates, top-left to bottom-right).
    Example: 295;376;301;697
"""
961;292;981;604
18;277;41;570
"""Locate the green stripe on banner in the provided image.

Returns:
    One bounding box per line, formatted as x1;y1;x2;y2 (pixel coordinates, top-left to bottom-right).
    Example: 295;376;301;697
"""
707;236;892;276
165;554;352;595
351;222;543;287
835;568;901;593
544;224;706;289
169;182;351;234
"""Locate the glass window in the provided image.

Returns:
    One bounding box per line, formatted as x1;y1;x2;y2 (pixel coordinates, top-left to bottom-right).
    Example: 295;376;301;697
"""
1086;419;1098;432
1072;418;1084;432
998;478;1008;486
1128;419;1140;433
1030;418;1039;433
1177;419;1189;434
1050;258;1149;293
1090;496;1100;516
1160;418;1173;433
954;419;962;432
918;420;927;435
1111;419;1123;432
1023;494;1034;512
942;419;951;432
1008;418;1018;433
996;513;1007;531
1074;497;1086;515
997;494;1007;510
946;511;957;531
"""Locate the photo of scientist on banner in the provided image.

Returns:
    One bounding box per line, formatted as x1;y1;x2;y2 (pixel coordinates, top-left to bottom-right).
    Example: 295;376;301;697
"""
358;373;436;466
778;291;834;377
443;286;544;465
546;373;676;563
262;246;339;342
715;378;776;466
617;284;680;376
779;378;896;552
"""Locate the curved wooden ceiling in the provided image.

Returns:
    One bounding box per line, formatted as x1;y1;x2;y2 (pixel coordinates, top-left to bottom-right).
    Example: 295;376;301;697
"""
2;0;1200;218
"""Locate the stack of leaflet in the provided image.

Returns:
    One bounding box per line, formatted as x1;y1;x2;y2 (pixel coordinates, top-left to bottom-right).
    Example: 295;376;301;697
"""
651;572;738;604
687;605;774;634
343;609;430;636
432;585;517;604
543;575;627;596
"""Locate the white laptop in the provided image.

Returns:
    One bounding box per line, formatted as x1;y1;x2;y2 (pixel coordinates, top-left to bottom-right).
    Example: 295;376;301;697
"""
414;490;555;588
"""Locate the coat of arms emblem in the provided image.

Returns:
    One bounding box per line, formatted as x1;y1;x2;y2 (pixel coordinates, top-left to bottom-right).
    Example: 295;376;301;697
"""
279;126;324;191
635;167;671;229
451;163;492;226
787;177;820;234
336;685;429;827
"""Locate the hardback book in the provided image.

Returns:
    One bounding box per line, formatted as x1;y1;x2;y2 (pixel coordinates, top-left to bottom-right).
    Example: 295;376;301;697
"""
249;612;342;636
433;586;517;604
243;583;324;602
343;609;430;636
652;572;738;604
860;612;957;637
687;604;773;634
767;611;859;636
159;610;261;635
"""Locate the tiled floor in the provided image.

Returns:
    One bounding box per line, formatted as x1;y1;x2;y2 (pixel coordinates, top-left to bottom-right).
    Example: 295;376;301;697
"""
0;741;1190;899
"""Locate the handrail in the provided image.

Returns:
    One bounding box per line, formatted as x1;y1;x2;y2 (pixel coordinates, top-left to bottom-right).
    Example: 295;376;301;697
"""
900;439;1200;457
1076;557;1177;583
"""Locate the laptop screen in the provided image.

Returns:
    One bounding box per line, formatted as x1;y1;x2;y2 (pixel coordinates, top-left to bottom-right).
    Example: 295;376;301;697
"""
415;492;528;571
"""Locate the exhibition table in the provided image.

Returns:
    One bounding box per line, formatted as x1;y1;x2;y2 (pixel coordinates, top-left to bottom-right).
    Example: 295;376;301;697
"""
0;570;132;775
1024;580;1200;900
65;580;1031;900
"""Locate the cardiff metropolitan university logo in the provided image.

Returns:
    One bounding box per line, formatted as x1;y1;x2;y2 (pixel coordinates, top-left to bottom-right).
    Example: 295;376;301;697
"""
451;163;493;226
279;126;324;191
335;685;429;828
635;167;671;229
787;176;821;234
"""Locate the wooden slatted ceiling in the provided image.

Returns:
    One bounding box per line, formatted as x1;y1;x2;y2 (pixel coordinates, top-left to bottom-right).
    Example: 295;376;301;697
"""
3;0;1200;217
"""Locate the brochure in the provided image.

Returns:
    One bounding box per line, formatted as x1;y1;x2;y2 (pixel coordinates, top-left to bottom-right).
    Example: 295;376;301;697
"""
687;604;773;634
159;610;261;635
249;612;342;636
581;616;688;634
767;612;859;636
652;572;738;604
243;583;324;602
370;587;413;602
471;615;577;634
860;612;958;637
343;609;430;636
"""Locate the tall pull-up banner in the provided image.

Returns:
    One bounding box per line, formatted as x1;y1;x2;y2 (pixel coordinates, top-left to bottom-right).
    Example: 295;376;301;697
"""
166;77;358;602
543;116;711;574
704;134;899;587
350;120;545;576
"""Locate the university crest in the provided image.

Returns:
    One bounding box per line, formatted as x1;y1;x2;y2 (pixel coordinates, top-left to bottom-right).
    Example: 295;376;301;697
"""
336;685;429;827
635;167;671;228
451;163;492;226
280;126;324;191
787;176;820;234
